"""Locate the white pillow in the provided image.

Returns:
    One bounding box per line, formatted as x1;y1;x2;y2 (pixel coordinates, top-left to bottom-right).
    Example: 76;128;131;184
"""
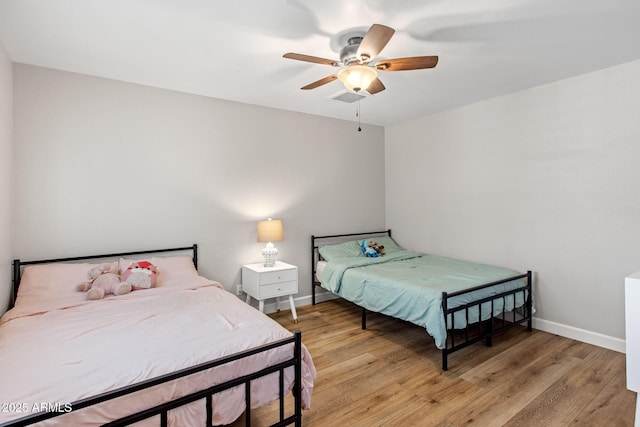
119;256;199;287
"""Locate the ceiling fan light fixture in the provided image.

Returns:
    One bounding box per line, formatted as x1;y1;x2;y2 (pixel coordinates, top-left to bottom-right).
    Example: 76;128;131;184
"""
337;65;377;92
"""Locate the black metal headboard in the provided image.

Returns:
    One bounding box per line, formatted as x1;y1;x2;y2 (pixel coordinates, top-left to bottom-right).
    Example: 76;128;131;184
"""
11;244;198;305
310;230;391;305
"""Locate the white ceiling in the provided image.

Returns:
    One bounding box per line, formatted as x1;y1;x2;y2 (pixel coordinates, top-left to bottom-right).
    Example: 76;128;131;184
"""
1;0;639;126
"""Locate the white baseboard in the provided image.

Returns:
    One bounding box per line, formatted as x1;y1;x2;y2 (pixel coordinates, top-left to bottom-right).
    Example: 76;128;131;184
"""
252;292;626;354
533;317;626;353
246;289;339;315
295;290;340;307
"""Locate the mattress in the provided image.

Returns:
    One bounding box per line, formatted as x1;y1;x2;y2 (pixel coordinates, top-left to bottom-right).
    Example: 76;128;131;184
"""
315;260;327;282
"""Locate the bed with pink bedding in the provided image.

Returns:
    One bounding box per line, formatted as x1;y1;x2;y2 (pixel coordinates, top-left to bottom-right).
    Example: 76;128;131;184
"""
0;245;315;426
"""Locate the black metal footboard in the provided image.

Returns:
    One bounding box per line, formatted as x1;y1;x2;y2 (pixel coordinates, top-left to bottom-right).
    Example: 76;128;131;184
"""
441;271;533;371
0;331;303;427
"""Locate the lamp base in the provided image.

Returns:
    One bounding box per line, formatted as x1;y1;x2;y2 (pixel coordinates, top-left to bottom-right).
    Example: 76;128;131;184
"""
262;242;278;267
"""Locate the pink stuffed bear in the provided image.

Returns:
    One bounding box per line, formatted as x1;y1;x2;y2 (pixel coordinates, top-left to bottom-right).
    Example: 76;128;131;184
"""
76;263;132;300
121;261;158;290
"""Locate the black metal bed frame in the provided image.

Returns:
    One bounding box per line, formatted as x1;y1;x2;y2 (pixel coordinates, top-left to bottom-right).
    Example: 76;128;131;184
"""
311;230;533;371
5;244;303;427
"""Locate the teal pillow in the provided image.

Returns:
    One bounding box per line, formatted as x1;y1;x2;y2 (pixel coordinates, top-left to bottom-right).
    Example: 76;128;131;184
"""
318;240;364;261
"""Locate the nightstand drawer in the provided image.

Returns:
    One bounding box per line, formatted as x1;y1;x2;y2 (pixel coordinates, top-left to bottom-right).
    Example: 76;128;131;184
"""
259;269;297;285
259;280;297;298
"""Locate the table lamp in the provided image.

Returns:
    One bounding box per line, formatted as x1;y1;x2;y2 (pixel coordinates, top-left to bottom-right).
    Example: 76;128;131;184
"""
257;218;283;267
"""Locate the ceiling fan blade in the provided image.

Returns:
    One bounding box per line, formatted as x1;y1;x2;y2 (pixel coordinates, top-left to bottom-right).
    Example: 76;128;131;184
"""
301;75;337;90
376;56;439;71
367;78;385;95
283;53;337;66
357;24;395;62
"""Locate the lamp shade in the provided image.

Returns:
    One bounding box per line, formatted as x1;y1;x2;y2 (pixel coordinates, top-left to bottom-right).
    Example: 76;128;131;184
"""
257;219;283;242
337;64;378;92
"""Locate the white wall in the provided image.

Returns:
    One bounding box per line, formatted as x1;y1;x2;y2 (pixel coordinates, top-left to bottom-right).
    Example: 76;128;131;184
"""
385;60;640;350
13;59;639;351
0;42;12;315
11;64;385;304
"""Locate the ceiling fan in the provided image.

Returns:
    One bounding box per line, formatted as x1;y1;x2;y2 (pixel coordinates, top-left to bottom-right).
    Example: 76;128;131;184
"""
283;23;438;95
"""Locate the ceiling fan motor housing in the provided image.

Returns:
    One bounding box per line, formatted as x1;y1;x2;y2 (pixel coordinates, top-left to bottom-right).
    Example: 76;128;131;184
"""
340;36;365;65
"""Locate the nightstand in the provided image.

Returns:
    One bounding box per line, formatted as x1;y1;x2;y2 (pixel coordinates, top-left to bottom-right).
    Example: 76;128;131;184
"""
242;261;298;323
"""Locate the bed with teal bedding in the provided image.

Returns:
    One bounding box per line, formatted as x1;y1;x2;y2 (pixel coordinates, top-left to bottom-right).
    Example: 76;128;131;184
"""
311;230;533;370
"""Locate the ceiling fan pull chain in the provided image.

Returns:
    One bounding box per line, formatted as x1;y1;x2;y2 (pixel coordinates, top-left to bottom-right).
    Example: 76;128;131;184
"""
357;99;362;132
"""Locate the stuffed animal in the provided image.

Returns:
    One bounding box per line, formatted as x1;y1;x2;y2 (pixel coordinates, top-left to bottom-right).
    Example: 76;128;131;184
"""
76;263;132;300
360;240;385;257
373;242;385;256
121;260;158;290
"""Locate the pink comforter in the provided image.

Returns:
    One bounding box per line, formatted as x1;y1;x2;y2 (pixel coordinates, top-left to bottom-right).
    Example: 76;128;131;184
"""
0;278;315;426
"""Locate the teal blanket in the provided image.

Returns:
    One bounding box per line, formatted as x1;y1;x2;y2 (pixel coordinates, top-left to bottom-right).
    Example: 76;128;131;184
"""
320;250;527;349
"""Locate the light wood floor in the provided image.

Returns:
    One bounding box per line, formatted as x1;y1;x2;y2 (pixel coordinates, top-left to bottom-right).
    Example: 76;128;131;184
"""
234;298;636;426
